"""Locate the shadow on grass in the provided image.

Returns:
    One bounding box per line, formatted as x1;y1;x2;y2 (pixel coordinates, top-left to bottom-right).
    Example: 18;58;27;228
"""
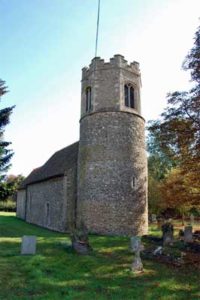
0;215;66;238
0;236;200;300
1;214;200;299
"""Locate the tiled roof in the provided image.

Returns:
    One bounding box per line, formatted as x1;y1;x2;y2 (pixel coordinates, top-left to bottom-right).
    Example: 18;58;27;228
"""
20;141;78;189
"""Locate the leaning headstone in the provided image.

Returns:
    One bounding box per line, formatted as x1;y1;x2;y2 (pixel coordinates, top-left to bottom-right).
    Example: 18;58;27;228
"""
162;221;174;246
21;236;36;255
130;236;144;273
151;214;157;223
190;214;194;226
184;226;193;243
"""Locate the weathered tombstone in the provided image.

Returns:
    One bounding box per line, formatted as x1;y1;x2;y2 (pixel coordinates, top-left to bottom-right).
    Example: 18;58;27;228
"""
70;223;92;255
162;221;174;246
21;236;36;255
184;226;193;243
190;214;194;226
130;236;144;273
151;214;157;223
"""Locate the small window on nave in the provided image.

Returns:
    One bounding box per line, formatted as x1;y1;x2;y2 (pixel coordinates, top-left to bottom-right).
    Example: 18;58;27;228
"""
124;84;135;109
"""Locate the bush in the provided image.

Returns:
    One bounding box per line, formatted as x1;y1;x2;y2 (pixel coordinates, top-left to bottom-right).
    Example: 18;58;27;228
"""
0;199;16;212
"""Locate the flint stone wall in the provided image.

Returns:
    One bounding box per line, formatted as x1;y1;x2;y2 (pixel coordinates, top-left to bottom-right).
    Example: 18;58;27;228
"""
25;167;77;232
16;189;26;220
26;177;66;231
77;111;148;236
81;55;141;118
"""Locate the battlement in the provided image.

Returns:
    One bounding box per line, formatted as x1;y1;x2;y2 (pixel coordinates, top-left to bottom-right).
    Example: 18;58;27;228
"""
82;54;140;78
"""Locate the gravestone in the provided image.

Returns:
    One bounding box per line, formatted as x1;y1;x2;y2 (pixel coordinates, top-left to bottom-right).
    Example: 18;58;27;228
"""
162;221;174;246
130;236;144;273
190;214;194;226
70;224;92;255
151;214;157;223
184;226;193;243
21;236;37;255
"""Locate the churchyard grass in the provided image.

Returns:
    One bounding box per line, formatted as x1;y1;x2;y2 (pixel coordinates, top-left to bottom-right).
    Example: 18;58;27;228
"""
0;212;200;300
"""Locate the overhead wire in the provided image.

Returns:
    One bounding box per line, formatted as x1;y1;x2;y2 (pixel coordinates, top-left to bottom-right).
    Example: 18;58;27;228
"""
95;0;101;58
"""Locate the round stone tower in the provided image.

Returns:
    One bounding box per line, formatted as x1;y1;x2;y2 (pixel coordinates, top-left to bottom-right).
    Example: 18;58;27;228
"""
77;54;148;236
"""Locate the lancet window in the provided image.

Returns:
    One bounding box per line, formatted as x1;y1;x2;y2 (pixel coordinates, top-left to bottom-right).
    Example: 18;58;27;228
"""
124;84;135;109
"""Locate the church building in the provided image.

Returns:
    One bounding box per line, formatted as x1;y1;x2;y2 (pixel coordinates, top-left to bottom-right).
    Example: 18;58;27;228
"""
17;55;148;236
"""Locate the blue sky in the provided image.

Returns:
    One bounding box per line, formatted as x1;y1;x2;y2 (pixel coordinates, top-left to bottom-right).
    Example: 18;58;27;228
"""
0;0;199;176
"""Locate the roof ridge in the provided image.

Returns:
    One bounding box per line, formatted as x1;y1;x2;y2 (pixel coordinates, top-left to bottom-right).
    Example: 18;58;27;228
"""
19;141;79;189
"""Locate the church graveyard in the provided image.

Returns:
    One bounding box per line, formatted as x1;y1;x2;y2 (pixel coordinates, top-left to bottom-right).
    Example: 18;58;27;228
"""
1;212;200;300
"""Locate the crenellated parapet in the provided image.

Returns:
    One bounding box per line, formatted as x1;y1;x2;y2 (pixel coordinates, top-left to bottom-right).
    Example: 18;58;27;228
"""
82;54;140;79
81;54;142;118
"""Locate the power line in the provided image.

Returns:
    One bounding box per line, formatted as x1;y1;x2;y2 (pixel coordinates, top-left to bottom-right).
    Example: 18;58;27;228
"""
95;0;101;58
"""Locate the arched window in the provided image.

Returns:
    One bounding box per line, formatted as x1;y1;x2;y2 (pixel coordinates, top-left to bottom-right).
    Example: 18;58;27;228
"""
124;84;135;109
86;87;92;112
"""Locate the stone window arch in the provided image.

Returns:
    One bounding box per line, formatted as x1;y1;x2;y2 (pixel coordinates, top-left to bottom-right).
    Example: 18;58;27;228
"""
86;86;92;112
124;83;135;109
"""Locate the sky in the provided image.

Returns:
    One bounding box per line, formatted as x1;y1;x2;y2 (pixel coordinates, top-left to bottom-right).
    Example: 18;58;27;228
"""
0;0;199;176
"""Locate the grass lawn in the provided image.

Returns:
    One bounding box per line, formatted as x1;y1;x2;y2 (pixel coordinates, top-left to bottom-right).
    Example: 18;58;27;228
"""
0;212;200;300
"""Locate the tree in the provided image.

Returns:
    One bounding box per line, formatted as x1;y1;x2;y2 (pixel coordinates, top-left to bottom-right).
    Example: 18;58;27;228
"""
148;174;162;214
147;130;175;181
147;127;175;214
0;174;24;202
183;25;200;89
148;25;200;211
0;80;15;199
160;167;200;214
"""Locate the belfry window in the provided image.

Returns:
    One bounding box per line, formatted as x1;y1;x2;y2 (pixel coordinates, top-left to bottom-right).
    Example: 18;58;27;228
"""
124;84;135;109
86;87;92;112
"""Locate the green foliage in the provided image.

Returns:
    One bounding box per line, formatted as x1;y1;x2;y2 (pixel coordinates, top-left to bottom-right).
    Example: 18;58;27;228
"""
147;24;200;214
147;123;175;183
148;175;162;214
148;25;200;176
0;174;24;202
183;25;200;86
0;80;7;97
0;213;200;299
0;79;15;181
0;175;24;212
0;199;16;212
147;129;175;214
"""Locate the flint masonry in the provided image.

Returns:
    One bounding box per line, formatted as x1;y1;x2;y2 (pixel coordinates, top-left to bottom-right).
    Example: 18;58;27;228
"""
17;55;148;236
